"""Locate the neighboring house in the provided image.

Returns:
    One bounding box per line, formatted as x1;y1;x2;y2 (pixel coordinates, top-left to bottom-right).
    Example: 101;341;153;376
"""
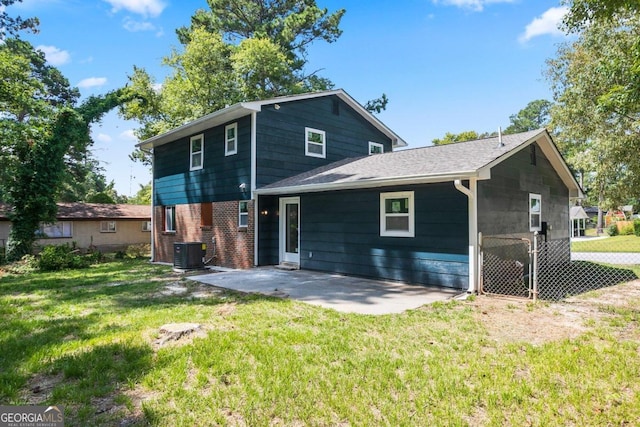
139;89;582;292
0;203;151;252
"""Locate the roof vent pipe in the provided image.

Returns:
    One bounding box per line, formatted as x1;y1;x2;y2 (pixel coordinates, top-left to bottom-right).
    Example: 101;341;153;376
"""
497;127;504;147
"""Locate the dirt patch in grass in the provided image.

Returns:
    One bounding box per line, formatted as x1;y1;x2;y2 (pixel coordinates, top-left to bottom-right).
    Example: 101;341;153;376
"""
22;372;65;405
471;279;640;345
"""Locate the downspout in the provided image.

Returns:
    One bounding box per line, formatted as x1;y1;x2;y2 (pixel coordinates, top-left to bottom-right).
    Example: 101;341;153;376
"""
454;179;478;293
141;146;155;262
251;111;258;266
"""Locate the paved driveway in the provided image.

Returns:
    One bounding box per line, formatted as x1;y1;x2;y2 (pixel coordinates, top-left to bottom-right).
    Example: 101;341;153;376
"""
188;267;463;315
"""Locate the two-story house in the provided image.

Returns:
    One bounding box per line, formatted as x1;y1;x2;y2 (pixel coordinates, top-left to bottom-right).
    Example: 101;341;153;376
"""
139;89;582;292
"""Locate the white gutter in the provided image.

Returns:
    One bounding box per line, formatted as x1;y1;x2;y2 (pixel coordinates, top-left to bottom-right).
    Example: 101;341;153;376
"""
255;171;480;196
251;111;258;266
140;146;155;262
454;179;478;293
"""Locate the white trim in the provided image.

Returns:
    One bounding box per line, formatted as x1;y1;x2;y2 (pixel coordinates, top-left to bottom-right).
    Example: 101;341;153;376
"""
279;197;300;264
380;191;415;238
305;127;326;158
369;141;384;155
225;123;238;156
454;179;478;293
137;89;407;150
255;171;479;195
529;193;542;232
251;112;258;266
164;205;176;232
189;134;204;171
100;220;117;233
238;200;248;228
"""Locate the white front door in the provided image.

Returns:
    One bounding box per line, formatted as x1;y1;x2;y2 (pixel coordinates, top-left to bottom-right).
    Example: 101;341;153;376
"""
279;197;300;264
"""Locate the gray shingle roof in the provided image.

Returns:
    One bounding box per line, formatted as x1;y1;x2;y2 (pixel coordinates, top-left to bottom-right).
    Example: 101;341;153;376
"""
257;128;548;194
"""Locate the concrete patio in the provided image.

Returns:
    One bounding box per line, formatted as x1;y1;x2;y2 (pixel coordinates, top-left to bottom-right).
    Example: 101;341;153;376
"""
187;267;464;315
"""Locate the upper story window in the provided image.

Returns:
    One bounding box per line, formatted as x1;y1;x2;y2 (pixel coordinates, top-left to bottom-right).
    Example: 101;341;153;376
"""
305;127;326;158
238;201;249;228
164;206;176;232
369;142;384;155
100;221;116;233
190;134;204;171
225;123;238;156
529;193;541;232
380;191;415;237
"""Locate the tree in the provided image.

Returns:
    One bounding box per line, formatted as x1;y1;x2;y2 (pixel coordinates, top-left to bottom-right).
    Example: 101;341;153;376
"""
0;38;139;259
547;12;640;231
123;1;387;162
504;99;552;134
0;0;39;39
129;182;152;205
431;130;495;146
562;1;640;121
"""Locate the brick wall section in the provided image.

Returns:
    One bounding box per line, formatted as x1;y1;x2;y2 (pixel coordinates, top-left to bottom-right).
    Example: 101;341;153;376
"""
154;201;254;269
211;200;254;269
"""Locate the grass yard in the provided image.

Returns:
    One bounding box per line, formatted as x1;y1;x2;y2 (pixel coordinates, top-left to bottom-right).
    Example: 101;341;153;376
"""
1;260;639;426
572;234;640;253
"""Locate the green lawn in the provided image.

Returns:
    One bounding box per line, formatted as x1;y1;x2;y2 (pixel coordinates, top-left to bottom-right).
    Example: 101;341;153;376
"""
1;260;639;426
572;234;640;253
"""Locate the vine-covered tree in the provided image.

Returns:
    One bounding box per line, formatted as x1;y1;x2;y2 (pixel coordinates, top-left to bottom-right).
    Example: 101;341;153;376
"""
0;36;139;259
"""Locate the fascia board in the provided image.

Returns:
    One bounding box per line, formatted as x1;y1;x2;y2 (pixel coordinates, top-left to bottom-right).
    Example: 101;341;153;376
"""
254;171;479;196
136;103;258;150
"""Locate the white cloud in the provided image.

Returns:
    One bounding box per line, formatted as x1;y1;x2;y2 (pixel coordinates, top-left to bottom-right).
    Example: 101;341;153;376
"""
96;133;113;143
123;17;156;32
119;129;137;141
433;0;514;12
103;0;166;18
77;77;108;88
36;45;70;66
151;83;163;93
519;6;568;43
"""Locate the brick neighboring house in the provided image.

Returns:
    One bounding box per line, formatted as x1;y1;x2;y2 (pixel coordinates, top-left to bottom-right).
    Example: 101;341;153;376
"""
140;89;582;292
0;203;151;253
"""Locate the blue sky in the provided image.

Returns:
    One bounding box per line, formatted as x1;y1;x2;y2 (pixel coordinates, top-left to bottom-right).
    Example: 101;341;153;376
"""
13;0;570;197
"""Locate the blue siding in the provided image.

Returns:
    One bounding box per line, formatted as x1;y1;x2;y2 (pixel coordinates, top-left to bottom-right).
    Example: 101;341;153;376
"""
258;183;469;289
154;115;252;205
255;95;393;187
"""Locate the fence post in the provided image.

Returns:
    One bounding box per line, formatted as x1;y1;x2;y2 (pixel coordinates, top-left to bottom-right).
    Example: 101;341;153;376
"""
532;232;539;302
478;232;483;295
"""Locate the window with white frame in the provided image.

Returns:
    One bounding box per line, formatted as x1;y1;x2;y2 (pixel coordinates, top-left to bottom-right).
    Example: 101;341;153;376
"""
529;193;541;231
164;206;176;232
305;127;326;158
142;221;152;232
380;191;415;237
225;123;238;156
190;134;204;171
38;222;72;238
100;221;116;233
238;201;249;228
369;141;384;155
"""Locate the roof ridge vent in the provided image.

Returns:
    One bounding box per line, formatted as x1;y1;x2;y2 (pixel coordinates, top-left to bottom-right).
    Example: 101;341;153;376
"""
497;127;504;147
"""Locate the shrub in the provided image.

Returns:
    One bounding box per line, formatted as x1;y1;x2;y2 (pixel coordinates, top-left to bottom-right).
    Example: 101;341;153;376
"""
620;224;635;235
607;224;619;236
125;243;151;259
635;219;640;237
37;244;90;271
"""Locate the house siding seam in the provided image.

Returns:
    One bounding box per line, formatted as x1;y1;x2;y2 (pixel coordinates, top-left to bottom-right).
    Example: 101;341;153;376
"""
153;202;254;269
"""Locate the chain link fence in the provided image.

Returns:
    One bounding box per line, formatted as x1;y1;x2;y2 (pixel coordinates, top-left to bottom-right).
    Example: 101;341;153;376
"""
481;230;640;301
